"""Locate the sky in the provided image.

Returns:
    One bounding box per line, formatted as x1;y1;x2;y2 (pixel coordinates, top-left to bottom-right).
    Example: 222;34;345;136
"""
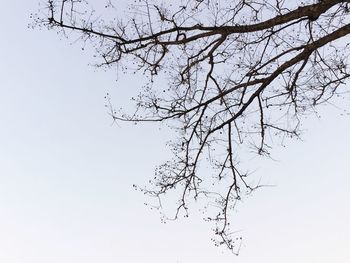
0;1;349;263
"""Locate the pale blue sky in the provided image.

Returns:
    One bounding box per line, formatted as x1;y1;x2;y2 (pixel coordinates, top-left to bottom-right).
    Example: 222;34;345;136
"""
0;1;349;263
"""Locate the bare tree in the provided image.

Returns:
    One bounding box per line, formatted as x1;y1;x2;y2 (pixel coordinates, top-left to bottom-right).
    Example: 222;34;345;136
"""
36;0;350;252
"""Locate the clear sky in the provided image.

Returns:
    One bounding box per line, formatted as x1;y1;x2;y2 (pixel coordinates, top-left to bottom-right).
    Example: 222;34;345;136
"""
0;1;349;263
